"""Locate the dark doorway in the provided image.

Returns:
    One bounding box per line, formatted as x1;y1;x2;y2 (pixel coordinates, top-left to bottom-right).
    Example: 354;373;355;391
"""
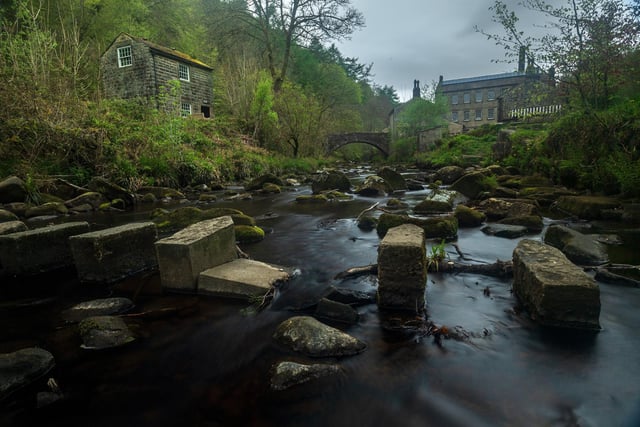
201;105;211;118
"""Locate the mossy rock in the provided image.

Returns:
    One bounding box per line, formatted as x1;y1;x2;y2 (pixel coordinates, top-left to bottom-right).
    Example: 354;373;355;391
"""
556;196;622;220
377;213;458;239
450;172;495;199
322;190;352;200
357;215;378;231
245;173;284;191
141;193;157;203
413;199;452;214
152;206;243;230
311;170;351;194
0;209;19;223
454;205;486;228
498;215;544;233
519;175;552;187
24;202;68;218
137;186;185;200
434;166;465;185
296;194;329;203
386;198;408;209
198;193;217;202
235;225;265;244
261;183;282;194
231;213;256;226
355;175;387;197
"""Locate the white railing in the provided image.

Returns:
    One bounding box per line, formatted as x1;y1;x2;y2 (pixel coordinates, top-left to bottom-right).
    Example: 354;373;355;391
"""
509;104;562;119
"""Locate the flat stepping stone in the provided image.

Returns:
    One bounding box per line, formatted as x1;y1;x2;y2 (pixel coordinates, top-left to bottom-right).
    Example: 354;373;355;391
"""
273;315;366;357
270;361;343;391
63;297;134;322
0;348;55;399
198;259;289;300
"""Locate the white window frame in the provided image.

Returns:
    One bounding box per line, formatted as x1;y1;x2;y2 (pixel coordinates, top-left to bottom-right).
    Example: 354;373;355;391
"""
463;110;470;122
475;91;483;103
117;46;132;68
179;63;190;82
487;90;496;101
181;103;191;117
463;93;471;104
488;108;495;120
475;109;482;120
452;111;458;122
451;94;459;105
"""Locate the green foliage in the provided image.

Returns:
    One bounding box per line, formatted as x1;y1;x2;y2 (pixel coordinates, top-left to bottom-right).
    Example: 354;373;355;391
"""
416;128;497;168
427;240;448;272
390;138;417;162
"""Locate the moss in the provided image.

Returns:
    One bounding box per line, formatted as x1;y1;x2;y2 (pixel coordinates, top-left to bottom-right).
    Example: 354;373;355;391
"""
357;215;378;231
454;204;486;227
261;183;281;194
235;225;265;244
296;194;329;203
231;213;256;226
377;213;458;239
413;199;452;214
322;190;352;200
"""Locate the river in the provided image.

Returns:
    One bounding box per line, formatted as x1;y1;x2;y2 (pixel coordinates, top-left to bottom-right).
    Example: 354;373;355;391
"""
2;170;640;427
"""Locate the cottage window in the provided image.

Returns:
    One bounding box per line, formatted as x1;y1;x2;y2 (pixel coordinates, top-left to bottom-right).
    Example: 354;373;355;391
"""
463;110;470;121
488;108;495;120
451;94;459;105
117;46;132;68
475;109;482;120
463;93;471;104
475;91;483;102
452;111;458;122
179;63;190;81
487;90;496;100
181;103;191;117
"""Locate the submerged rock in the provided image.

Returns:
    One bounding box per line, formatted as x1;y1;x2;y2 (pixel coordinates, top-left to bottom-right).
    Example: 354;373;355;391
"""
315;298;359;324
543;224;609;266
62;297;134;322
273;316;366;357
0;347;55;399
481;223;528;239
78;316;135;350
270;361;343;391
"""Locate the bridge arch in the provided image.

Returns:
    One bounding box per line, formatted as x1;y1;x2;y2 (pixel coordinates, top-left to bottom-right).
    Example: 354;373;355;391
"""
326;132;390;157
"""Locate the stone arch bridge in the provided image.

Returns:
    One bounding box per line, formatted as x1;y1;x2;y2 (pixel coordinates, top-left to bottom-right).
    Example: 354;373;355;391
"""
326;132;390;156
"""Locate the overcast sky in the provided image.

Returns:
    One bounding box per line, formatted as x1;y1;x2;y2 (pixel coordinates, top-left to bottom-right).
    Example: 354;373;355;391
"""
336;0;557;101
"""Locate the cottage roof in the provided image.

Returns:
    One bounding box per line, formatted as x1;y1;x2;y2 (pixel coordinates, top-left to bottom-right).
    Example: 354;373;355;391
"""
105;32;213;71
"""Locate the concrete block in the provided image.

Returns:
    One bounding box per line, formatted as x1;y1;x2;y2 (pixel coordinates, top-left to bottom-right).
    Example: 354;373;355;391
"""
0;222;90;277
155;216;236;292
69;222;158;284
377;224;426;312
513;239;601;330
199;258;289;300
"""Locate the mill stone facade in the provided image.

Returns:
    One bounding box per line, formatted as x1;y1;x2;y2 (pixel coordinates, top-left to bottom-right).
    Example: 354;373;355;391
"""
101;33;214;118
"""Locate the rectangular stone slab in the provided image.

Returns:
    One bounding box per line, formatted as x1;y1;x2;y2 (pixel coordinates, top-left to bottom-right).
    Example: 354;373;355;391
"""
155;216;236;292
377;223;427;311
0;222;90;277
198;259;289;300
69;222;158;284
512;239;601;330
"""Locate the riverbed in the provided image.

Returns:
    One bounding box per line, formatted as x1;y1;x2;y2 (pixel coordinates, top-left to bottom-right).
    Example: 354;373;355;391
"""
2;174;640;427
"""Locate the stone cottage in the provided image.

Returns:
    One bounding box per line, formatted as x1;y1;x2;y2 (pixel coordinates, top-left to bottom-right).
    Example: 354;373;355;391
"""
101;33;214;118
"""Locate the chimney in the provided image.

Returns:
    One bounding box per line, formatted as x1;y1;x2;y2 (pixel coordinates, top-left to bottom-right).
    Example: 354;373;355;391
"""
413;80;420;99
518;46;526;73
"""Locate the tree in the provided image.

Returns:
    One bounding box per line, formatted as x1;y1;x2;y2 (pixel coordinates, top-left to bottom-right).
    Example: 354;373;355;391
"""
478;0;640;110
244;0;364;92
396;97;448;139
274;82;324;157
250;71;279;146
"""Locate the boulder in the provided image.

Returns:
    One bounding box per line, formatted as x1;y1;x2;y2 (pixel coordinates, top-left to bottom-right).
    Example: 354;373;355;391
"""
0;221;90;277
518;187;576;207
234;225;265;244
295;194;329;203
87;177;135;207
137;186;185;200
273;316;366;357
454;205;486;228
311;170;351;194
78;316;135;349
355;175;387;197
450;172;494;199
69;222;158;284
357;215;378;231
2;202;29;217
36;178;89;200
479;198;538;220
0;209;19;223
512;239;600;330
377;224;427;312
155;216;237;292
151;206;242;231
434;165;465;185
0;220;27;235
0;176;27;204
543;225;609;266
413;190;459;214
498;215;544;233
64;192;107;210
245;173;284;191
377;166;407;192
260;183;281;194
326;287;376;306
555;196;622;220
270;361;343;391
24;202;68;219
0;347;55;399
198;258;289;300
376;213;458;240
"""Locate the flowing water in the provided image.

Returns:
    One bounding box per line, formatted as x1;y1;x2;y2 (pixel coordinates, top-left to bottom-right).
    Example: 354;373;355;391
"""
2;172;640;427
